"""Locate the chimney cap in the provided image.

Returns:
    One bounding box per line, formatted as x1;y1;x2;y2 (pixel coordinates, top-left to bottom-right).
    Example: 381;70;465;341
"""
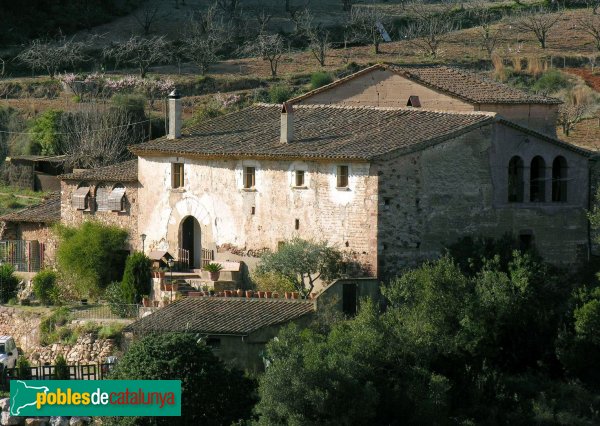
168;89;181;99
281;102;293;114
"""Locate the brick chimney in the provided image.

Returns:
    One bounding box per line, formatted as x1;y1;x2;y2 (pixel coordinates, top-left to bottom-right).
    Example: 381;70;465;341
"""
168;89;182;140
280;102;294;143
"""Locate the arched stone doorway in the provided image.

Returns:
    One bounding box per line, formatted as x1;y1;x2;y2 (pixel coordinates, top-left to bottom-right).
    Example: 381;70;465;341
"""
180;216;202;269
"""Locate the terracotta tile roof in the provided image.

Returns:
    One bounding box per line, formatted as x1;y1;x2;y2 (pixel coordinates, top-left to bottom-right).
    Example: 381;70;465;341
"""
125;297;316;336
130;104;496;161
289;63;562;105
0;192;60;224
59;160;138;182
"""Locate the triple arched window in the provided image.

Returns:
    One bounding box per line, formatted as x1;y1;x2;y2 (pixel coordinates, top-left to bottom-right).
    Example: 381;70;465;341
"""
507;155;568;203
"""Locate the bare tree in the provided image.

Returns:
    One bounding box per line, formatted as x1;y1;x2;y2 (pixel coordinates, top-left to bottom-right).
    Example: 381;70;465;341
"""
133;4;161;35
557;87;595;136
182;4;230;75
399;2;458;58
470;1;504;57
17;36;89;78
244;34;285;78
103;36;169;78
309;24;331;67
514;7;562;49
60;106;145;169
255;10;272;34
350;6;390;54
577;10;600;52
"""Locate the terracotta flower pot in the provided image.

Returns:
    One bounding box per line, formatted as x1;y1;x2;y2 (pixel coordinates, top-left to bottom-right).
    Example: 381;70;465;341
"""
236;289;243;297
209;271;221;281
292;292;299;299
142;297;150;307
224;290;232;297
245;290;253;298
265;291;272;298
153;301;159;307
257;291;265;298
284;292;292;299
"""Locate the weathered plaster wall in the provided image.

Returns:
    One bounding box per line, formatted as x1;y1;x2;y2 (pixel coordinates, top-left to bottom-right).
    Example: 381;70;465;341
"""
296;68;474;111
377;123;589;278
18;223;58;268
479;103;558;137
60;181;140;251
136;157;379;275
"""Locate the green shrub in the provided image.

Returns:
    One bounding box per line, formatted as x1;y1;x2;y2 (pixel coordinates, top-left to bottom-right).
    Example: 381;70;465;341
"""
16;356;31;379
32;270;58;305
54;354;70;380
105;281;138;318
310;72;333;90
121;252;152;304
269;84;292;103
252;271;296;293
190;101;223;126
40;307;72;346
532;70;570;94
30;109;63;155
0;264;19;303
55;221;129;299
98;323;124;342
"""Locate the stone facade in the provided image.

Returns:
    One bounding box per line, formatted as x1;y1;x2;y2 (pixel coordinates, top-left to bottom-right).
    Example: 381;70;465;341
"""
136;157;379;275
0;223;58;268
60;180;140;251
375;122;590;277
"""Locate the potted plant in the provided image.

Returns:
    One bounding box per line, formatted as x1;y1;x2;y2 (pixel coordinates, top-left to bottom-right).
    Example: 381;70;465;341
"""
236;289;243;297
142;296;150;307
257;291;265;298
265;291;272;298
284;292;292;299
204;263;224;281
272;292;279;299
245;290;253;298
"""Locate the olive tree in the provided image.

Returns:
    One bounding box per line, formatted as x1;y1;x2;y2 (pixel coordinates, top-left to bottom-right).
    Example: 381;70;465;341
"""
257;238;343;296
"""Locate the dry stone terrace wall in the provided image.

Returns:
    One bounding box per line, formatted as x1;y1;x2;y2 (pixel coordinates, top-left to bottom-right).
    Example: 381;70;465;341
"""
60;181;140;251
376;122;590;278
137;156;379;277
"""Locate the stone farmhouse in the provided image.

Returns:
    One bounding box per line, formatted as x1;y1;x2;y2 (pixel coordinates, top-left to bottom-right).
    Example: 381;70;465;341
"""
0;65;593;282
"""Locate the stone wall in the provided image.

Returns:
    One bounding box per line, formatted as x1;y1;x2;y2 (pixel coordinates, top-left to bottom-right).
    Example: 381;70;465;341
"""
137;156;379;277
60;181;140;251
29;333;116;365
376;122;590;278
0;307;41;352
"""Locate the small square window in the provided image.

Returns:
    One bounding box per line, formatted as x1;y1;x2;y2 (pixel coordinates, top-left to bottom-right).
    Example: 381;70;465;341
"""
243;167;255;189
172;163;184;189
337;165;349;188
295;170;305;187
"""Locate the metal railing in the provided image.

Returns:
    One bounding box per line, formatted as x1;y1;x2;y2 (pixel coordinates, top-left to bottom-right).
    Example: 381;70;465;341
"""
71;304;140;320
0;240;45;272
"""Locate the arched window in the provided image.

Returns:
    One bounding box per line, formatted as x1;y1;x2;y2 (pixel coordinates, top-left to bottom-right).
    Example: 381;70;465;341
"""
530;156;546;202
552;156;568;202
508;156;524;202
108;183;126;211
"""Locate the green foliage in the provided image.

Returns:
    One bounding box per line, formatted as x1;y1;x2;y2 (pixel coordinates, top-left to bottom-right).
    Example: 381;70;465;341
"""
98;323;124;341
257;238;343;296
40;307;72;346
203;262;223;272
105;281;138;318
32;270;58;305
190;100;224;126
110;94;146;116
121;252;152;304
269;84;292;103
16;356;31;379
0;264;19;303
55;221;128;299
110;333;256;425
54;354;70;380
532;69;570;94
310;71;333;90
30;109;62;155
251;271;296;293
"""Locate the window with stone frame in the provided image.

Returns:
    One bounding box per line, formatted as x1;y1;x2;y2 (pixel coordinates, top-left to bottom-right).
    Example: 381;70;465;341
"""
172;163;184;189
72;183;90;210
243;166;255;189
336;165;349;188
294;170;305;187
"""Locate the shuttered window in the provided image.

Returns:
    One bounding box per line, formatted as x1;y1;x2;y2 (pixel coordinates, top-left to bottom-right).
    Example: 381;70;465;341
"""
108;186;126;211
172;163;184;189
96;185;110;211
337;165;349;188
243;167;255;189
72;186;90;210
